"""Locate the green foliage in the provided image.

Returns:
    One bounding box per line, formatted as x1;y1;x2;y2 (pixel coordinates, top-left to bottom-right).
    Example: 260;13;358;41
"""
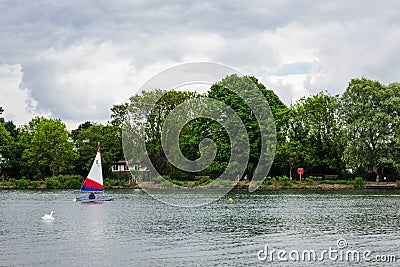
104;178;126;187
263;176;277;185
274;92;345;177
309;176;323;181
30;181;38;189
74;123;123;179
353;177;365;189
21;117;77;178
305;177;314;184
0;120;14;177
13;179;29;189
64;175;82;189
342;78;400;177
44;177;62;189
396;180;400;188
0;179;12;187
1;75;399;185
277;176;292;187
110;103;130;127
125;89;198;177
207;75;279;179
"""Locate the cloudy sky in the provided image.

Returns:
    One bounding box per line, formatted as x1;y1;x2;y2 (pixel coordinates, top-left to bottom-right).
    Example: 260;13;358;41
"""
1;0;400;129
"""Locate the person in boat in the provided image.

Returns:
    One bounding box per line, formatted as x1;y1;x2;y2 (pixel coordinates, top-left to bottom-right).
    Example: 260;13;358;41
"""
89;191;95;199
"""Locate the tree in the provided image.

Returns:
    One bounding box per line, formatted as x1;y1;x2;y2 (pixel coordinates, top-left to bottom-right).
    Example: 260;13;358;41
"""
0;121;13;178
297;92;345;174
125;89;198;177
16;117;45;178
0;118;20;178
273;105;311;178
207;75;282;180
22;117;76;178
273;92;345;178
341;78;399;179
74;124;123;178
110;103;129;127
382;82;400;173
71;121;93;143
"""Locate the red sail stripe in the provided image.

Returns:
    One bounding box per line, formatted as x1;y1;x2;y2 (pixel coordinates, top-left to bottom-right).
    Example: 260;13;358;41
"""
83;178;103;189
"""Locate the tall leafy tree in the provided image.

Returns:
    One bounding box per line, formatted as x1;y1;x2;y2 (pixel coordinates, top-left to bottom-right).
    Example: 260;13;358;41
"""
207;75;284;179
126;89;198;176
110;103;129;127
341;78;399;179
274;105;312;178
274;92;345;178
22;117;76;178
0;121;13;178
386;83;400;172
0;113;19;178
297;92;345;174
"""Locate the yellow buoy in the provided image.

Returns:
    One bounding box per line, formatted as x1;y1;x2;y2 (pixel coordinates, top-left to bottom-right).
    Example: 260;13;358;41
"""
228;197;233;203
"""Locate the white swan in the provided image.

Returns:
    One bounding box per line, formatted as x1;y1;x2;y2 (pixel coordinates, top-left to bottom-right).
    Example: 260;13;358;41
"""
41;211;54;220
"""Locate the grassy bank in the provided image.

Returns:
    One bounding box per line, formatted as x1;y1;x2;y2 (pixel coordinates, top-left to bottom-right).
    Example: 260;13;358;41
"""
1;175;399;190
0;175;138;190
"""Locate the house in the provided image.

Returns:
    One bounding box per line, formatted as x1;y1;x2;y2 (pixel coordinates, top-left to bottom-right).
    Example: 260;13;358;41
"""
112;160;148;181
111;160;130;176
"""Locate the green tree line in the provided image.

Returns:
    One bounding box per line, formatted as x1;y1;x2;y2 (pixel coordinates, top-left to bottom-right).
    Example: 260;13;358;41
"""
0;76;399;182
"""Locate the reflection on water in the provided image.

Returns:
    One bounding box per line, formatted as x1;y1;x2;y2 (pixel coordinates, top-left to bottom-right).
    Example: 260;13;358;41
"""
1;189;400;266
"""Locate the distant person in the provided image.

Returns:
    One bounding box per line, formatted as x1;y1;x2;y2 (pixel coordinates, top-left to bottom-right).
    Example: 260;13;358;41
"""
89;192;95;199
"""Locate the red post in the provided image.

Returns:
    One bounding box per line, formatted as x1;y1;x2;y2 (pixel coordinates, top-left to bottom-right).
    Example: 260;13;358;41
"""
297;168;304;182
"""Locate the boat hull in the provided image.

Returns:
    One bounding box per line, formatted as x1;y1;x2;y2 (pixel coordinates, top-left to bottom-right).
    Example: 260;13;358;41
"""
75;196;114;202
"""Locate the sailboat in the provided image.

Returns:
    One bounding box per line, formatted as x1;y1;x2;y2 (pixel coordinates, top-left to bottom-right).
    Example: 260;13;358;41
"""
75;143;114;202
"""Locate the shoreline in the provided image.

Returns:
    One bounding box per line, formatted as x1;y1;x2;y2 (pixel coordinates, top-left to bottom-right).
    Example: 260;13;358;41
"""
1;181;398;190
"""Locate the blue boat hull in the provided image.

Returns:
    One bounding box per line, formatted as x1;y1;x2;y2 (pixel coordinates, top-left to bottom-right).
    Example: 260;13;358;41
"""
75;196;114;202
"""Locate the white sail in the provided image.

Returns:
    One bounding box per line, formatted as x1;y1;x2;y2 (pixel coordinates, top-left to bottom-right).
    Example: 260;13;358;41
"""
81;143;103;191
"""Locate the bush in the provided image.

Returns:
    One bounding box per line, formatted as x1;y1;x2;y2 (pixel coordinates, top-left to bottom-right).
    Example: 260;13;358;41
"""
353;177;365;189
397;180;400;188
45;177;62;189
65;178;81;189
104;181;111;189
305;177;314;184
30;181;38;189
57;174;65;184
63;175;82;189
312;176;323;181
278;176;292;187
263;177;276;186
14;179;29;189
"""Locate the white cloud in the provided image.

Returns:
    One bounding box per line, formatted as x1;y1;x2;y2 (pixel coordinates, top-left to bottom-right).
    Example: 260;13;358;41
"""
0;64;49;126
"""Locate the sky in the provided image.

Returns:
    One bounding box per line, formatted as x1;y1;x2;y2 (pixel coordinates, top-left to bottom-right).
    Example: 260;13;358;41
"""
1;0;400;129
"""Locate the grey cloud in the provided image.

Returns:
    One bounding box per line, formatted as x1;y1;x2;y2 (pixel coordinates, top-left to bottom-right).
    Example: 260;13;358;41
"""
2;0;400;126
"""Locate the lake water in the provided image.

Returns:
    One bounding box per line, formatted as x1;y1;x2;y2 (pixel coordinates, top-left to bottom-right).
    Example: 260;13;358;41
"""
1;189;399;266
